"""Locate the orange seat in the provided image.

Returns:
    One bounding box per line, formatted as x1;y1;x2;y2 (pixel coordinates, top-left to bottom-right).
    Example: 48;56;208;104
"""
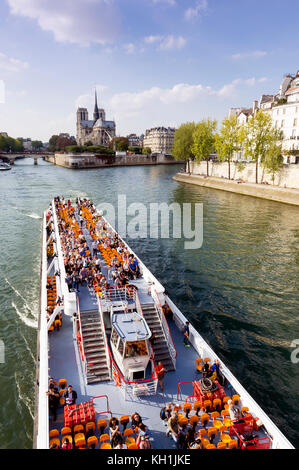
58;378;67;389
199;428;207;437
183;402;192;416
232;394;240;406
127;443;138;449
204;357;211;363
101;443;112;449
120;415;130;428
189;415;199;427
193;401;201;415
195;357;203;365
87;436;98;448
206;444;216;449
97;419;107;432
241;406;249;415
204;400;212;413
223;396;231;405
201;438;210;449
59;397;65;406
74;433;85;447
62;435;73;444
228;440;238;449
86;421;96;434
125;437;136;446
49;429;59;438
217;442;227;449
123;428;134;437
221;432;231;444
100;433;110;442
200;413;210;427
211;411;219;419
179;417;188;428
208;427;217;440
49;438;60;448
213;398;222;411
61;426;72;436
73;424;84;435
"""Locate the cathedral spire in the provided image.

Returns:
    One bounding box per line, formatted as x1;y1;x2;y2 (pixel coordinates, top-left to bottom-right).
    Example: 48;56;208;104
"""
93;89;100;121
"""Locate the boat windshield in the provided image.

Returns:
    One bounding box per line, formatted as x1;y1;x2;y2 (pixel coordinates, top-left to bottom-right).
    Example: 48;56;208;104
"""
124;340;148;358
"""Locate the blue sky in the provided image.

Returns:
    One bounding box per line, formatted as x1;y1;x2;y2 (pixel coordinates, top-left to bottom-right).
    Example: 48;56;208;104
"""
0;0;299;141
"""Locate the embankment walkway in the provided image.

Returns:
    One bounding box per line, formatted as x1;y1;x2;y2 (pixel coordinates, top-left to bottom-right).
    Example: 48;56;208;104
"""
173;172;299;207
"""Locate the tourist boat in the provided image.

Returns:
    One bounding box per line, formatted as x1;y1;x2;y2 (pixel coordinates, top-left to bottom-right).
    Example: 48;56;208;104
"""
33;197;294;450
0;159;11;170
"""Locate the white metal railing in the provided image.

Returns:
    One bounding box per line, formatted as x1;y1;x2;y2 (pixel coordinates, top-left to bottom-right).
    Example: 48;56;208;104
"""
76;296;87;383
151;288;177;369
36;212;50;449
97;297;111;377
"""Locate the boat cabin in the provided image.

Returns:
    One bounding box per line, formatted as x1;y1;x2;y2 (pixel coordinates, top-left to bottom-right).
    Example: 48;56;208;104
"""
110;307;152;381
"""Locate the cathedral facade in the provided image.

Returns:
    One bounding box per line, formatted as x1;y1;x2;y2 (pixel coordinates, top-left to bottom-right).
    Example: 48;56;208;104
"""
76;91;116;147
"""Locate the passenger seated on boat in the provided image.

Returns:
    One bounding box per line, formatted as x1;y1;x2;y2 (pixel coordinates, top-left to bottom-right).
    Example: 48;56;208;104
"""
128;255;140;279
189;437;203;449
163;303;173;319
61;437;73;449
227;399;242;421
167;412;180;446
139;435;152;449
63;385;77;405
131;412;143;430
210;359;223;384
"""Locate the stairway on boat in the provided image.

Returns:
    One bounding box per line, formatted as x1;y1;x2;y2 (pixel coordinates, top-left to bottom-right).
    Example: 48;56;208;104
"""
141;303;175;372
80;309;110;384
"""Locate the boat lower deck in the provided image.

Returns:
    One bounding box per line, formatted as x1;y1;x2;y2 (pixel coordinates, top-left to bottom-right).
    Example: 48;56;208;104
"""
48;311;201;449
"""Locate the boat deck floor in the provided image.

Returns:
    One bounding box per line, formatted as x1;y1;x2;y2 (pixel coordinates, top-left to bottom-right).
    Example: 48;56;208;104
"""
48;312;201;449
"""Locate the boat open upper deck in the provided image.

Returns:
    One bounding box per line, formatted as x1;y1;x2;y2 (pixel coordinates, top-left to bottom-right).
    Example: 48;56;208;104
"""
34;197;294;450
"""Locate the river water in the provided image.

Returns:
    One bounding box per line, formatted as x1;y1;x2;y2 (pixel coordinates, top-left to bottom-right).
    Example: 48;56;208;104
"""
0;158;298;448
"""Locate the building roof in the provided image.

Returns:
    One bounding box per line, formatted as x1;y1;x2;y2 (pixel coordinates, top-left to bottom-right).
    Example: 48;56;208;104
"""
238;108;253;117
260;94;275;104
285;86;299;95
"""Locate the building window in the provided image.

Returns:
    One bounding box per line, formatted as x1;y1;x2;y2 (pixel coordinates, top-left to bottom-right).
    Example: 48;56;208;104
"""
294;118;297;127
281;120;284;128
283;108;286;115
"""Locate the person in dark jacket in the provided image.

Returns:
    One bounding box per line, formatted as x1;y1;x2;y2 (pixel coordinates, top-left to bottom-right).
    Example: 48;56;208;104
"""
63;385;77;405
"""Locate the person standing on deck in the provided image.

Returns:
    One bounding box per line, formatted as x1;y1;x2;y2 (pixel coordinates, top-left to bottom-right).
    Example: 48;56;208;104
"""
155;361;166;392
183;321;190;347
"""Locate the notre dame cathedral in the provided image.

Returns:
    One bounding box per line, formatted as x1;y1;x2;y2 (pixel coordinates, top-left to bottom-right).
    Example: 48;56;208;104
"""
76;91;116;147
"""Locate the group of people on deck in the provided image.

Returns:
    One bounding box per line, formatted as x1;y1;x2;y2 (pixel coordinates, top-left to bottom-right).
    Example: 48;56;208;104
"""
54;197;141;298
109;413;152;449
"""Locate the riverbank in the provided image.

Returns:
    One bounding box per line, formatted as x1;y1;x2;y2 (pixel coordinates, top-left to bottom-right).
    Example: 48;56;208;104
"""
173;172;299;206
45;152;184;168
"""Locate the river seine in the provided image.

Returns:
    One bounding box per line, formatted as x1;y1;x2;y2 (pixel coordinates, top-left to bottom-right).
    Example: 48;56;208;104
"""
0;158;298;448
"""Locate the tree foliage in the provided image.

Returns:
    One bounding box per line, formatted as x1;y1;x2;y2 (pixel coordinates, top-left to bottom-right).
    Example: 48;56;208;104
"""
0;134;23;152
214;114;240;179
172;122;196;162
191;118;217;176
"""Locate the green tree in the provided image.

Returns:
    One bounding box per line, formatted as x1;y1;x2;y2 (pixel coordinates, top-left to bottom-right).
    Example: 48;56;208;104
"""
191;118;217;176
48;135;59;152
215;114;240;180
110;137;128;151
32;140;43;150
261;134;284;184
239;109;279;184
172;122;196;173
142;147;151;155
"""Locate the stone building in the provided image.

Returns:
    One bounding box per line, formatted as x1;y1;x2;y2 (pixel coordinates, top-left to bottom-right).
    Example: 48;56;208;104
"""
143;126;175;154
229;71;299;163
76;91;116;147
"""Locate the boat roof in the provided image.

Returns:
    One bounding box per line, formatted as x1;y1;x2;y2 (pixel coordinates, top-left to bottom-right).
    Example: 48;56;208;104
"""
111;311;151;342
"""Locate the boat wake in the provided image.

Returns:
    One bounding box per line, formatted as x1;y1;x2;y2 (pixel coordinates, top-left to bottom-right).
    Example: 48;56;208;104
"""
15;372;35;421
25;213;42;219
11;302;38;329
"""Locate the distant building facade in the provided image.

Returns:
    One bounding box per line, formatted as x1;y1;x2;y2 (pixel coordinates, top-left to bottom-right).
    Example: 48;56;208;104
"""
76;91;116;147
143;126;175;154
127;133;142;147
229;71;299;163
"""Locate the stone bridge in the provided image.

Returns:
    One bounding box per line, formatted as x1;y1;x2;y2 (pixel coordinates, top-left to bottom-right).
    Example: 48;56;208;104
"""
0;151;54;165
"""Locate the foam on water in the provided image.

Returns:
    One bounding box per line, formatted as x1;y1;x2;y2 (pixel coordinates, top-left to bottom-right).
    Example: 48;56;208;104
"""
11;302;38;329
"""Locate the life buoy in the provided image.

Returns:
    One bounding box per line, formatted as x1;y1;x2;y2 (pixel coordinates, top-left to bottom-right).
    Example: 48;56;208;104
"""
114;370;121;387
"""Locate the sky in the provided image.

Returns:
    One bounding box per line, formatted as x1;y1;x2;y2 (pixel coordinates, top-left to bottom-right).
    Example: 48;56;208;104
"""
0;0;299;142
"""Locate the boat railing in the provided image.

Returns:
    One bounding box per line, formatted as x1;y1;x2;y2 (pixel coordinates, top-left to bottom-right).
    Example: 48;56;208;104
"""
176;381;195;401
76;295;87;382
97;296;111;375
100;286;134;307
152;288;177;368
91;395;112;419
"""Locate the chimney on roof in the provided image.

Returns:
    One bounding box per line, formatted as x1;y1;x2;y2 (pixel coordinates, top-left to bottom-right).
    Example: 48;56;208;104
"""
253;100;258;114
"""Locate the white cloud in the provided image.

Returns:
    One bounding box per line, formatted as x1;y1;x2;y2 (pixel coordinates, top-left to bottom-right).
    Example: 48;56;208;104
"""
0;52;29;72
185;0;208;21
7;0;120;46
144;34;186;50
75;85;109;109
123;43;135;55
0;80;5;103
151;0;176;5
231;50;268;60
